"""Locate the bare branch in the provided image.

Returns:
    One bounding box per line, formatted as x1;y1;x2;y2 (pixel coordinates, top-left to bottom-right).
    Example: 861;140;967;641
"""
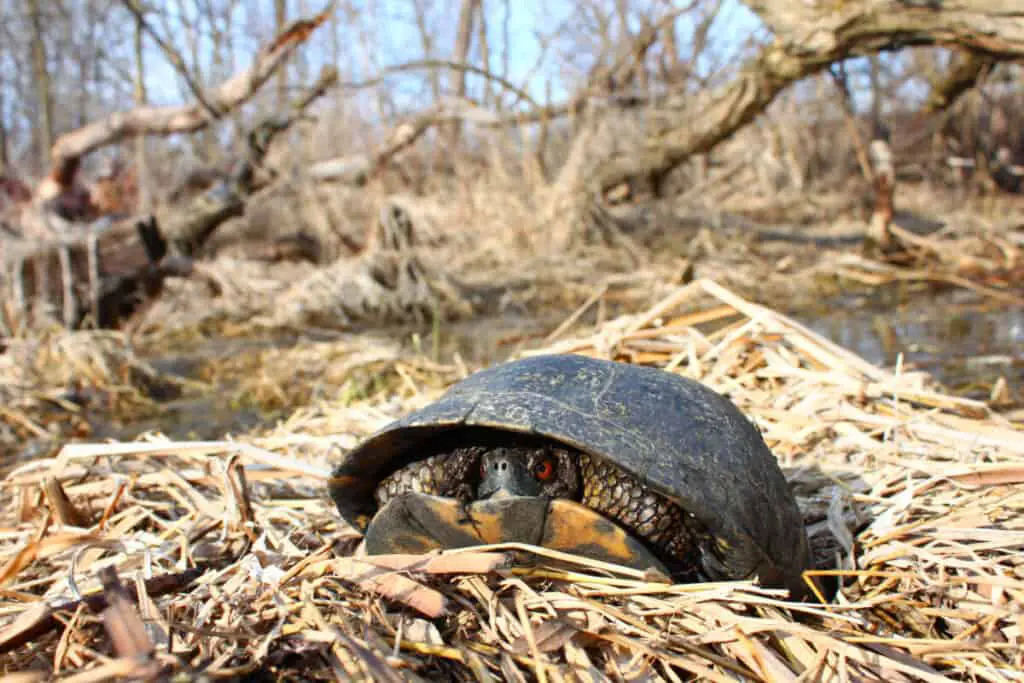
117;0;222;121
168;65;340;255
340;59;539;110
307;109;444;186
924;50;996;113
593;1;1024;194
45;4;334;187
828;62;874;181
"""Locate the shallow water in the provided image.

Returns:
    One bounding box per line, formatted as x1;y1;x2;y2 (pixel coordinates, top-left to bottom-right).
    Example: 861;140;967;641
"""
795;290;1023;399
432;286;1024;401
432;287;1023;400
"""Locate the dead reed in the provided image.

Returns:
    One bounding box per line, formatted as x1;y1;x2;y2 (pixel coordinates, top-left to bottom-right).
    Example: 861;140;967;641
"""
0;328;187;459
0;278;1021;681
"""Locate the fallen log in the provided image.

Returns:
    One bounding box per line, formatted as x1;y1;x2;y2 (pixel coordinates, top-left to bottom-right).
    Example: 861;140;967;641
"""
542;1;1024;248
226;232;324;264
253;197;475;330
593;1;1024;198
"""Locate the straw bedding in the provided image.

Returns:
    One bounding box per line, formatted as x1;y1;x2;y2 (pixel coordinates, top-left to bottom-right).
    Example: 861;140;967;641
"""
0;279;1020;681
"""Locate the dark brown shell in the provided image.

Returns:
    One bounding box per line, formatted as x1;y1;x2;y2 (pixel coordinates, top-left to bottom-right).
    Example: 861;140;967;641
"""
329;353;812;595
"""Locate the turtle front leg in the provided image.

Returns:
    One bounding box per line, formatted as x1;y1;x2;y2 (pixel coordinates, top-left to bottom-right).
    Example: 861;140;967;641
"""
577;453;708;578
373;448;481;509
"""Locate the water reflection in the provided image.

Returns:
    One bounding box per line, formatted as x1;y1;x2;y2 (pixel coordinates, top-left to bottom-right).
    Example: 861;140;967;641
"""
799;296;1023;395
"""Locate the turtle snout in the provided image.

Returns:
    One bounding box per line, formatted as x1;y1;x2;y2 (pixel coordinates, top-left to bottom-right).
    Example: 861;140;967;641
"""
478;451;542;499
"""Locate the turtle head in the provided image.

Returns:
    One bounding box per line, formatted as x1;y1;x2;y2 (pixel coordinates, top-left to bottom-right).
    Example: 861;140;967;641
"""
477;446;580;500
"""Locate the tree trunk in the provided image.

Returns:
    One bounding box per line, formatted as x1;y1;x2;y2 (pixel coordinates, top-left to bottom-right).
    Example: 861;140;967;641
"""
477;5;492;107
411;0;441;102
276;0;289;107
659;6;679;83
868;55;882;128
26;0;54;174
411;0;442;175
133;15;151;213
446;0;481;148
0;87;8;175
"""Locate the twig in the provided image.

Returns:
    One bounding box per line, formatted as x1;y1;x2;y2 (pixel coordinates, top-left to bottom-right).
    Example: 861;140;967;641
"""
117;0;222;121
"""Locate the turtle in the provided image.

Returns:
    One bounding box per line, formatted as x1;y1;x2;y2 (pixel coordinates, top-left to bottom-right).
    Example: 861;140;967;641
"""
328;353;814;598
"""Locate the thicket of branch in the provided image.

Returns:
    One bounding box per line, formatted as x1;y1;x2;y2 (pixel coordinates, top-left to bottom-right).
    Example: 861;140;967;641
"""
2;0;1023;263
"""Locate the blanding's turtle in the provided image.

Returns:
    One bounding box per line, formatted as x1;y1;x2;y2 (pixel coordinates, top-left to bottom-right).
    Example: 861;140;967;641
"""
329;353;813;597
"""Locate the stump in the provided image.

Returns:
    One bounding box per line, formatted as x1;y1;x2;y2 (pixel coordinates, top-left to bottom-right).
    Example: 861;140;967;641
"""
1;216;191;332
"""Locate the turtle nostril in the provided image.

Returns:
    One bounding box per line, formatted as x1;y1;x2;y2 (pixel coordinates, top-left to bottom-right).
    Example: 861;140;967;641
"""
499;461;508;472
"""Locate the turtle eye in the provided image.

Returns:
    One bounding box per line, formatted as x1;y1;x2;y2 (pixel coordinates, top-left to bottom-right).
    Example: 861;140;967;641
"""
534;458;555;481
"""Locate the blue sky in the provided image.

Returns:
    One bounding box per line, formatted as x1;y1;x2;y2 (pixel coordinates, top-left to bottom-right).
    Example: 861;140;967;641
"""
143;0;768;114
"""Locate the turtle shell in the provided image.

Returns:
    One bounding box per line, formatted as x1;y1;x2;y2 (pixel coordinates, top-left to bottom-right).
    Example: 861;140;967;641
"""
329;353;812;595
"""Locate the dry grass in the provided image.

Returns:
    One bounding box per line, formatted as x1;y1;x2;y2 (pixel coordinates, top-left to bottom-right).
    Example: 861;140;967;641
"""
0;329;187;457
0;278;1020;681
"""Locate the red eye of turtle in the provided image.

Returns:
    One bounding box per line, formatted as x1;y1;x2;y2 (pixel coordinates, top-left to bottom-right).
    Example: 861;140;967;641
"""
534;459;555;481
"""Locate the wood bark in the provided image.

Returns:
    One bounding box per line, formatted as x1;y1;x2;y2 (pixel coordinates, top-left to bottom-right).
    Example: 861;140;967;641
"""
477;5;493;106
924;51;995;113
867;138;895;249
133;14;151;214
26;0;54;173
164;66;339;256
446;0;481;147
2;216;189;330
306;108;442;186
0;88;8;175
828;62;873;182
411;0;442;103
540;1;1024;247
275;0;289;108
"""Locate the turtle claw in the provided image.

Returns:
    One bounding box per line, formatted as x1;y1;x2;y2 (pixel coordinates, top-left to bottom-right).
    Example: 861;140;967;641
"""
698;542;732;581
699;535;770;586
